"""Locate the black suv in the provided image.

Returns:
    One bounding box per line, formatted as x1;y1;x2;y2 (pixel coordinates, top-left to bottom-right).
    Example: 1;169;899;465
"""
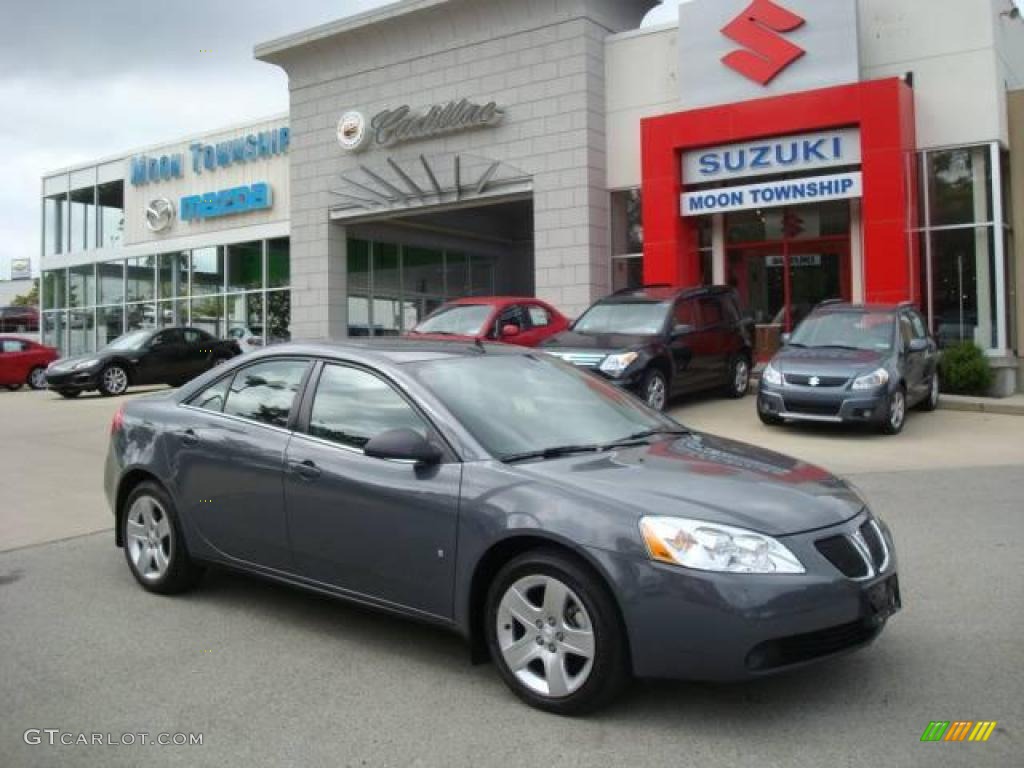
541;285;753;410
757;302;940;435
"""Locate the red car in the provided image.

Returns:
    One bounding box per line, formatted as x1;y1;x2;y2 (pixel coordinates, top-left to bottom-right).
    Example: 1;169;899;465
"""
0;337;59;391
407;297;570;346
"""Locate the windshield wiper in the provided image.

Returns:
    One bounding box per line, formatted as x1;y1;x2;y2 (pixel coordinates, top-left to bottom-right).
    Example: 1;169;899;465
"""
501;444;603;463
814;344;862;351
601;427;690;449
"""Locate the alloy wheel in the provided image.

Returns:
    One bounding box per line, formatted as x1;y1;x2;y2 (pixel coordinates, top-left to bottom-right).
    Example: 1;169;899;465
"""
646;374;667;411
930;375;939;407
28;367;47;390
733;359;750;395
495;575;595;699
103;366;128;395
125;496;173;582
889;390;906;431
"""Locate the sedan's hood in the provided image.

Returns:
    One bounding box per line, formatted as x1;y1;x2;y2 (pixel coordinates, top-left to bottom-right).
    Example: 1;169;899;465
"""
48;352;102;371
405;332;482;344
773;346;886;377
542;330;655;354
513;432;863;536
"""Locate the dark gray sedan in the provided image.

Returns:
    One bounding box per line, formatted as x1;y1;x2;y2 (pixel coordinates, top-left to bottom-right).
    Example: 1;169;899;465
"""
104;341;900;714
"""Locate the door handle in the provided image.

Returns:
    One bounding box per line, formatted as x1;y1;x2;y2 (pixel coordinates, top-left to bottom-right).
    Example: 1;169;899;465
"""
288;459;321;480
180;428;199;447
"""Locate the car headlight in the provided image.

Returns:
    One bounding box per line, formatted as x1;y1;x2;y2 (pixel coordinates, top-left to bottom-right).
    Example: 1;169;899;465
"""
599;351;639;377
761;363;783;386
72;358;100;371
639;516;805;574
851;367;889;390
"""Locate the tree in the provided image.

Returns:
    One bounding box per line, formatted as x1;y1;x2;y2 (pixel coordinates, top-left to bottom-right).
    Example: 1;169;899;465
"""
11;279;39;307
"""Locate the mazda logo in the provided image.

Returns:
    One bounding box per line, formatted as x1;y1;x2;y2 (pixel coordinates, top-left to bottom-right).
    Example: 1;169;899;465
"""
145;197;175;233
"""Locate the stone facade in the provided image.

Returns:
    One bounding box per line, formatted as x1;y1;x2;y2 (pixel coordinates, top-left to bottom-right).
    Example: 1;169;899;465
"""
257;0;656;340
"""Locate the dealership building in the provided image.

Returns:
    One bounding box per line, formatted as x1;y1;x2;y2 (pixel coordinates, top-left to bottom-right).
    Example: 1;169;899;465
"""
39;0;1024;392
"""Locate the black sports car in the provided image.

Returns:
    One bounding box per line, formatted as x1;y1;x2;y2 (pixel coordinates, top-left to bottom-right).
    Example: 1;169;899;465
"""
45;327;240;398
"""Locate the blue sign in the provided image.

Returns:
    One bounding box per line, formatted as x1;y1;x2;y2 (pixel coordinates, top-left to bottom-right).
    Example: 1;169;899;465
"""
681;172;862;216
189;127;289;175
180;183;272;222
131;154;184;186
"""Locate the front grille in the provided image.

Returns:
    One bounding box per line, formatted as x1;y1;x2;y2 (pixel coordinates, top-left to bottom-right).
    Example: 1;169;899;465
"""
784;374;849;388
815;535;869;578
783;399;841;417
859;521;887;570
548;351;605;368
746;619;880;671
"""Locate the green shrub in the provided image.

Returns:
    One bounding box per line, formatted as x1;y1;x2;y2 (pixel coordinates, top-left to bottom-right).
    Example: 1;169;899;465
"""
938;342;993;395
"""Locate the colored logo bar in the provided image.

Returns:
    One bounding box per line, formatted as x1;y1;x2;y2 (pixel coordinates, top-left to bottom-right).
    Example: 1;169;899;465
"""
920;721;998;742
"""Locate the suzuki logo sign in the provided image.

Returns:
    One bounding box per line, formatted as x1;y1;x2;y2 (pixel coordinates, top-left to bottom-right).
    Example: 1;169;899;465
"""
678;0;859;110
721;0;806;85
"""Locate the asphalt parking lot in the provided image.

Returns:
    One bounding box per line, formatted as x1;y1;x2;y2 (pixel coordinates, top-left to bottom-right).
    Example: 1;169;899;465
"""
1;385;1022;767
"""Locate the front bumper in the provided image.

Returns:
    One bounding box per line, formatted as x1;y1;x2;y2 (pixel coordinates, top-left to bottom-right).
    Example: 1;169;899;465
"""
589;510;899;681
758;381;888;424
45;368;100;392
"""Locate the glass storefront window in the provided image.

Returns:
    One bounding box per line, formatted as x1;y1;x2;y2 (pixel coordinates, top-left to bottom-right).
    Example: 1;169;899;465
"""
726;202;850;244
126;304;156;332
468;256;495;297
226;292;264;341
266;290;291;342
190;247;225;296
612;257;643;292
69;186;96;253
268;238;290;289
97;181;124;249
347;239;371;336
190;295;224;337
68;309;95;356
157;299;186;328
43;269;67;310
929;226;997;349
97;306;124;347
126;257;156;302
43;311;66;353
611;189;643;255
926;147;993;228
44;194;68;256
159;252;188;299
403;247;445;325
68;264;95;309
444;252;468;299
98;260;124;305
227;242;263;292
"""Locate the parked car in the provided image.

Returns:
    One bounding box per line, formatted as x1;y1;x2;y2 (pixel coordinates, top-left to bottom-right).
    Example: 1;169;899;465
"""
45;327;240;398
541;285;753;410
758;302;940;434
0;305;39;333
407;297;570;347
227;325;290;353
105;341;899;714
0;336;58;390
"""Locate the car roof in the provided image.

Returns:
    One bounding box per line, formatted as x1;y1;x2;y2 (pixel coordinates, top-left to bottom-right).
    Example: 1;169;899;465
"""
445;296;553;307
244;338;530;365
813;302;908;314
598;284;734;304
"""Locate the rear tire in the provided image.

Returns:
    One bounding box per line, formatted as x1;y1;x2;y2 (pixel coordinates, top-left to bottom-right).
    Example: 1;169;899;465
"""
5;384;21;392
918;372;940;412
724;355;751;399
641;368;669;411
485;549;629;715
27;366;47;390
58;389;81;399
121;481;203;595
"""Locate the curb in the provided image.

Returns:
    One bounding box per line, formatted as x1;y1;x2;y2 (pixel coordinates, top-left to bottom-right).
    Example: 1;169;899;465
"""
937;396;1024;417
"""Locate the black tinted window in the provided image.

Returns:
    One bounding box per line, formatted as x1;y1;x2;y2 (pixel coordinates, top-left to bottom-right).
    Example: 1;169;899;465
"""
223;359;309;428
309;365;428;451
698;297;723;328
182;329;209;344
192;376;231;412
152;330;183;346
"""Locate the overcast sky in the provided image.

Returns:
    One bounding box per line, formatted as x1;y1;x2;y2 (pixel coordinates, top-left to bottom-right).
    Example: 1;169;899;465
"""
0;0;682;280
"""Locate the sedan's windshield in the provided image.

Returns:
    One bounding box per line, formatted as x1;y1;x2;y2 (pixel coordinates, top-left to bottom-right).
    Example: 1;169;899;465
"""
410;354;683;460
412;305;492;336
104;330;153;351
789;312;895;352
572;302;669;335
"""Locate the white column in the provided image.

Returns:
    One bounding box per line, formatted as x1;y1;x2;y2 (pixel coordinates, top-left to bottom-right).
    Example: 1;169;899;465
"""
990;142;1008;353
973;146;992;349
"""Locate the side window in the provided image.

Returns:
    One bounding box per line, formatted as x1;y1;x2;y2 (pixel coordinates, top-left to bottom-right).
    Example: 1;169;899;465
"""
223;359;309;428
527;305;550;328
899;316;914;348
191;376;231;413
182;329;201;345
1;340;26;353
309;365;429;451
698;297;724;328
910;312;928;339
673;299;698;328
721;296;741;325
152;330;182;347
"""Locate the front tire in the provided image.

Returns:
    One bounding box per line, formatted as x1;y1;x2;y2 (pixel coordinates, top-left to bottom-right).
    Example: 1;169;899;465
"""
27;366;48;390
724;355;751;399
122;481;203;594
880;386;907;435
641;368;669;411
485;550;629;715
98;364;129;397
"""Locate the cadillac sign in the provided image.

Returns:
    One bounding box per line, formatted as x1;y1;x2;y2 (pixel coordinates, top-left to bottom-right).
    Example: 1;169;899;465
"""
338;98;505;152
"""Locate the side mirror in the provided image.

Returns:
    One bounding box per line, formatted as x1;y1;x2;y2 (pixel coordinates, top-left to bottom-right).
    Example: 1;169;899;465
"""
780;332;791;345
908;337;929;353
671;323;695;338
364;428;442;465
501;324;521;338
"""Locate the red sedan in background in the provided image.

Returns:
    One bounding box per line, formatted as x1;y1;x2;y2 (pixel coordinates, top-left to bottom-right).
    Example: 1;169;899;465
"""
407;297;570;347
0;337;59;391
